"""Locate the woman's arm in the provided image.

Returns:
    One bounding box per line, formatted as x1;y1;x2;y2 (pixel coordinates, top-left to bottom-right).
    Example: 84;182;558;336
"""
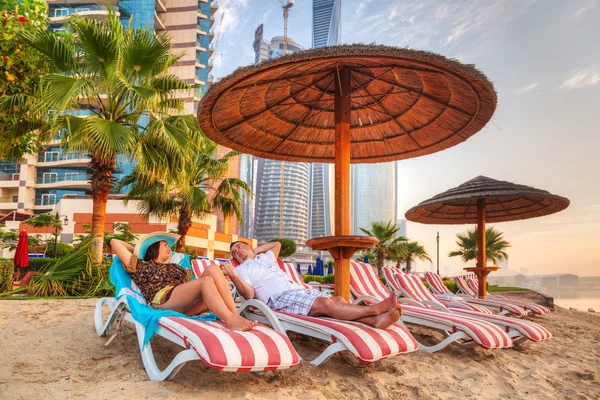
110;239;133;267
253;241;282;259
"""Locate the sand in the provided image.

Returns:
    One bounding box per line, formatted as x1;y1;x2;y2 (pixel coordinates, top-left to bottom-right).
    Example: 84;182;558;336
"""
0;295;599;400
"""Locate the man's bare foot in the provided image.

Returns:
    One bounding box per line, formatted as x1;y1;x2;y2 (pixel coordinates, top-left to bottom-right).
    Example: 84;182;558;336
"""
226;316;258;331
373;307;400;330
372;292;398;315
395;303;403;317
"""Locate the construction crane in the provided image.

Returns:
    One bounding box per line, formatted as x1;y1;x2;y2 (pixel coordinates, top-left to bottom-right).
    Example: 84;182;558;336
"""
278;0;294;53
213;10;225;56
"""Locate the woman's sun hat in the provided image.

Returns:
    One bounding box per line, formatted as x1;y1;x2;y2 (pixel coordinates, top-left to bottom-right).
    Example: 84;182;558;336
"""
132;232;180;264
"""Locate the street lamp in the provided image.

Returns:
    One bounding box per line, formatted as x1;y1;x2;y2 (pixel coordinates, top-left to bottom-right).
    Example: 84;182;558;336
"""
53;211;68;258
436;231;440;275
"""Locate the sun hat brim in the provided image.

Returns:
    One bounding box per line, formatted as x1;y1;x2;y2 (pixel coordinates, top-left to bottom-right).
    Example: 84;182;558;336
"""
134;232;180;261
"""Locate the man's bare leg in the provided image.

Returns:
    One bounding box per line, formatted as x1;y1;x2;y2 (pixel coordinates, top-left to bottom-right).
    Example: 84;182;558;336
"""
308;292;399;322
327;296;402;329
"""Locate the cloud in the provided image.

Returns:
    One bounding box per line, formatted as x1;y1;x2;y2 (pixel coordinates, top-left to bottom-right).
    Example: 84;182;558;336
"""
517;82;539;94
560;68;600;90
218;0;249;35
573;0;597;19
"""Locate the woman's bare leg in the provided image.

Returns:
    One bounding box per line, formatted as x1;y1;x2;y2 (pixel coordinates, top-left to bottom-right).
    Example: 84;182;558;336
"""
154;277;256;331
201;265;237;313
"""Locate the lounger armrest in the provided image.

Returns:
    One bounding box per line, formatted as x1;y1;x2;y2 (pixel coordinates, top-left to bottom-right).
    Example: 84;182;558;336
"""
308;283;335;293
238;299;287;335
352;295;380;305
397;298;426;308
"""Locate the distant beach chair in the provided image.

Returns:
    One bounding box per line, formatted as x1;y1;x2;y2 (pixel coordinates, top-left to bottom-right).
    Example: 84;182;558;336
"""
426;272;528;317
222;259;419;366
384;267;551;345
350;260;514;352
464;276;551;315
94;257;299;380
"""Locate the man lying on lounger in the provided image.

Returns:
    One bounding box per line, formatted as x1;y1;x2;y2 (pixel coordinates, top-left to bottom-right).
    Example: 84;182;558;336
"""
220;241;401;330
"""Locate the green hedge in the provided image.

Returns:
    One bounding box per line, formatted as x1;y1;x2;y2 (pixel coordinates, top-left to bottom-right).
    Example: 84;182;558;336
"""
0;259;14;294
302;274;387;286
27;258;59;272
45;242;75;258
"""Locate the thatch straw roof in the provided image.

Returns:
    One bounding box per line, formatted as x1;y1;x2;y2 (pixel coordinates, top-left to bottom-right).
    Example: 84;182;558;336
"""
198;44;497;163
405;176;570;224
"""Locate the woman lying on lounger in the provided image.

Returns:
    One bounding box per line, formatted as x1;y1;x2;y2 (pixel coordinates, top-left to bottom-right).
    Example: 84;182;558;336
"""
110;232;256;331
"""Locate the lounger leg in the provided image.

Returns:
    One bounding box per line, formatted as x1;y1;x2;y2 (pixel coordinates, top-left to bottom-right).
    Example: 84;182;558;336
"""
94;297;123;337
133;320;198;381
309;342;348;366
417;332;470;353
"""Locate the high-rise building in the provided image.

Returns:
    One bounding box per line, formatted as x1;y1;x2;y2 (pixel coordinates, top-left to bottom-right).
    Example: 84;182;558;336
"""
242;26;309;244
351;162;398;235
312;0;341;48
0;1;218;218
308;1;341;239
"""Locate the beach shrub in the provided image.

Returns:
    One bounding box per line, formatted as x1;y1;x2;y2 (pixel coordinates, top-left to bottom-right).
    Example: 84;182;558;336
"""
0;259;14;294
27;258;58;272
301;274;387;286
268;238;296;258
45;242;75;258
443;280;458;293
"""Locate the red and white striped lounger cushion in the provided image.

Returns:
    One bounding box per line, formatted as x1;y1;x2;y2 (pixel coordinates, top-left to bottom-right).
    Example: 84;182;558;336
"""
192;259;220;278
425;272;453;295
467;277;550;315
449;309;552;342
469;277;551;315
387;268;493;315
351;262;512;350
276;313;418;362
158;317;300;372
393;273;551;341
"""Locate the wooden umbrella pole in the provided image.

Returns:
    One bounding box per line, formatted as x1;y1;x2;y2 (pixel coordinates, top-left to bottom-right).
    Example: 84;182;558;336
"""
333;67;352;300
476;198;487;298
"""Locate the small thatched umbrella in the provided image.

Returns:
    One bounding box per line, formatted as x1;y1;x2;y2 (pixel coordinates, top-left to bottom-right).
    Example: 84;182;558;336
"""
405;176;570;298
199;44;497;300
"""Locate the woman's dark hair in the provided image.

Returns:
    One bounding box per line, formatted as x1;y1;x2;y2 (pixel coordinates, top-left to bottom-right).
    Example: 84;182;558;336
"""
144;241;163;261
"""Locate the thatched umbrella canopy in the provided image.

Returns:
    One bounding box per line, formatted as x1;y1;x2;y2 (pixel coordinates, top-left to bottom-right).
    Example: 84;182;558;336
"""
405;176;570;298
199;44;497;164
199;44;498;300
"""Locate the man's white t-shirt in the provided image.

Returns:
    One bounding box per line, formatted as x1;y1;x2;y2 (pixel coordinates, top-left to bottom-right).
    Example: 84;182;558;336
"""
236;250;303;303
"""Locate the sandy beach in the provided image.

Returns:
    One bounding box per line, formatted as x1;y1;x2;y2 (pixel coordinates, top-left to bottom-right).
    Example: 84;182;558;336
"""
1;294;599;400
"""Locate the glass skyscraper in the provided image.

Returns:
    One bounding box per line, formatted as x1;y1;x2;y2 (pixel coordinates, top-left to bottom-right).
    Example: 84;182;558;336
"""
312;0;342;48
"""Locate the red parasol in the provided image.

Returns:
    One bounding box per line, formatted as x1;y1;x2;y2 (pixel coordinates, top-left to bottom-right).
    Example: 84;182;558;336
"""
13;230;29;269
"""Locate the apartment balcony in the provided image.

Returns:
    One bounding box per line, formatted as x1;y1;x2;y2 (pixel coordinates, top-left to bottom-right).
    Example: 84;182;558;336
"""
49;6;118;23
35;173;91;189
154;11;166;31
208;59;213;72
0;197;18;211
196;41;207;52
209;28;215;40
0;173;21;188
33;197;57;210
209;14;215;28
37;151;90;168
155;0;166;13
210;1;219;11
198;11;207;19
208;74;214;84
208;43;214;56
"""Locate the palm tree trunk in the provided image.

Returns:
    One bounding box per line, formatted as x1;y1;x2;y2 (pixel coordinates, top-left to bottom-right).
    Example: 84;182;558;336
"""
406;256;412;273
377;251;384;277
90;156;115;265
224;215;229;235
395;260;401;268
176;206;192;253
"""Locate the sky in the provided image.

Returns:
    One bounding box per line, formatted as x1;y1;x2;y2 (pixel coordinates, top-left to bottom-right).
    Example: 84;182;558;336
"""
211;0;600;277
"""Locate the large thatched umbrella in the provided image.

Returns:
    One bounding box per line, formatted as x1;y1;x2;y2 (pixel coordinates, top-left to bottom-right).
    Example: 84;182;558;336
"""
405;176;570;298
199;44;497;300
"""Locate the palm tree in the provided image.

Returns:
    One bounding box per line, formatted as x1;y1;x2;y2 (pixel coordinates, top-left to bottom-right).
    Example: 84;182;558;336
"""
404;241;431;273
212;176;250;235
26;213;62;256
387;241;407;269
448;226;510;265
359;221;406;277
10;12;198;263
119;141;252;252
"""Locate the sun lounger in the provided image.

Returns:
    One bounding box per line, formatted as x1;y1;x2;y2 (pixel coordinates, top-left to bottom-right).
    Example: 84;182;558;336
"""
192;258;418;365
384;267;551;345
426;272;528;317
94;257;300;380
12;271;38;289
191;258;238;300
465;276;551;315
350;261;514;352
383;267;493;314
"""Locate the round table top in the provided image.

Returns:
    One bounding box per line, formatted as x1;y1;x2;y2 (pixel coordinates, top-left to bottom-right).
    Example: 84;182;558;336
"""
463;266;500;272
306;235;379;251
